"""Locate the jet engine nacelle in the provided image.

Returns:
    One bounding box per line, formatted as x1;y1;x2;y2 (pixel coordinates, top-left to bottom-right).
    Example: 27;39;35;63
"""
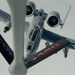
26;1;36;17
46;11;62;28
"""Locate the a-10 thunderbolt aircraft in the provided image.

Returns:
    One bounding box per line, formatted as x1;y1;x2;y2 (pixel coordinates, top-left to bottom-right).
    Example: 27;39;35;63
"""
0;0;75;75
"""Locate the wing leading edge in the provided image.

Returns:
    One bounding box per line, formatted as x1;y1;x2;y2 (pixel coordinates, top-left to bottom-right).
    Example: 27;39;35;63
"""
42;29;75;50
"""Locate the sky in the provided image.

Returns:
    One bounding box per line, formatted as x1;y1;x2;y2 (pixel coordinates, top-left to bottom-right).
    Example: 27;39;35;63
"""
0;0;75;75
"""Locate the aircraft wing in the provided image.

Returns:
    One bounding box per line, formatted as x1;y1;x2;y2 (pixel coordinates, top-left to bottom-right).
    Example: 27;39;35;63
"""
0;34;13;64
0;35;70;69
0;9;30;33
0;10;10;23
42;29;75;50
26;39;70;68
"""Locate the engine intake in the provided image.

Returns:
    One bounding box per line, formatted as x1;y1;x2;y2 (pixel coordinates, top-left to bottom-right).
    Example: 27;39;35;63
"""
26;1;36;17
46;11;61;28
